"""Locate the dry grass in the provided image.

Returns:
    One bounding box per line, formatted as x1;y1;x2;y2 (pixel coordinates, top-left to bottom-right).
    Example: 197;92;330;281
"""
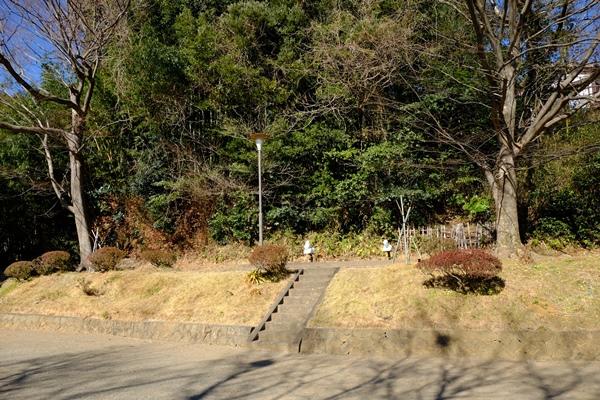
0;270;288;325
309;252;600;331
174;251;250;272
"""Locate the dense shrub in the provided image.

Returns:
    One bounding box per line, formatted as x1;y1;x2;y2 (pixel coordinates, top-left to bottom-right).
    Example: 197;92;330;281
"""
34;251;72;275
530;217;576;250
417;249;503;294
140;249;176;268
248;244;289;282
418;236;457;255
4;261;36;281
88;247;126;272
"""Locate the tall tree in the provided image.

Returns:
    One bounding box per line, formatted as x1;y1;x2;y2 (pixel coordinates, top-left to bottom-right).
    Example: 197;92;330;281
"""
432;0;599;256
0;0;129;267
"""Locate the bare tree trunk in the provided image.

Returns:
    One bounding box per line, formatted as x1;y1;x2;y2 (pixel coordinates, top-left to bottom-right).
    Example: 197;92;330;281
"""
67;115;92;269
487;149;522;257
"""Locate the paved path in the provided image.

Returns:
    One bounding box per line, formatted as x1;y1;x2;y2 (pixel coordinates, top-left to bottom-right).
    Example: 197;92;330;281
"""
1;329;599;399
208;259;394;272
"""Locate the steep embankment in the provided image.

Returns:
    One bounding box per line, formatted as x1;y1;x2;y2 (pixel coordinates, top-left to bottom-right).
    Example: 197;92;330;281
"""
0;269;287;325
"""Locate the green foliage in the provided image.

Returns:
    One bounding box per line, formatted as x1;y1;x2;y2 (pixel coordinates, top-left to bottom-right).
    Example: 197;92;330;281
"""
88;247;126;272
209;191;257;244
0;132;77;264
34;251;73;275
461;195;492;221
2;0;598;263
4;261;36;281
531;218;576;250
528;121;600;248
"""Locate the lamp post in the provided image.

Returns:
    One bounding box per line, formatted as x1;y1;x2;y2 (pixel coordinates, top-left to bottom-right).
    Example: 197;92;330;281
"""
251;133;267;245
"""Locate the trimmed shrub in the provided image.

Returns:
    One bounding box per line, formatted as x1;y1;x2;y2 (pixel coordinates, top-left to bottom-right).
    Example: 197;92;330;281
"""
140;249;176;268
417;249;503;294
34;251;72;275
248;244;289;282
88;247;126;272
4;261;36;281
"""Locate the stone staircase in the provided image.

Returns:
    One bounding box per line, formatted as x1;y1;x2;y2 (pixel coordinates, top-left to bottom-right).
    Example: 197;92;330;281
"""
249;267;338;352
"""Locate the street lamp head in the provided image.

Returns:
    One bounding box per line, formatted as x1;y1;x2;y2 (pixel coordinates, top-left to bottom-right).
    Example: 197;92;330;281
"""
250;132;268;151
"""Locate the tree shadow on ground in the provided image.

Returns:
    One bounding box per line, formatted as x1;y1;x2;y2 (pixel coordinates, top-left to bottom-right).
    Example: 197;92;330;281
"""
423;275;505;295
1;336;599;400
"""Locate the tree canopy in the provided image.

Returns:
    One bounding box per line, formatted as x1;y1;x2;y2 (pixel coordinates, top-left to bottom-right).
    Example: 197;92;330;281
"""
1;0;598;264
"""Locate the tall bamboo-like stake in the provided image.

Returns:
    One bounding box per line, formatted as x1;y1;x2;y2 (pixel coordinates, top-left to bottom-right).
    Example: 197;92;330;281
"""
258;146;263;245
398;196;412;264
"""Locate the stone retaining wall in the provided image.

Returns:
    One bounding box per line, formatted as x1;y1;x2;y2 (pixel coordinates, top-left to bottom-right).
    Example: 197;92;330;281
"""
4;312;598;360
300;327;600;361
0;313;251;347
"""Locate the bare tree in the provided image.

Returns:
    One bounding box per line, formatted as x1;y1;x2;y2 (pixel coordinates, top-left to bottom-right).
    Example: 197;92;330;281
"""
304;4;417;132
0;0;129;268
431;0;599;256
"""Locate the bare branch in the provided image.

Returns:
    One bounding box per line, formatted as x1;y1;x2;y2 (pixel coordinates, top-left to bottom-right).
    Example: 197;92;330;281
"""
0;120;67;136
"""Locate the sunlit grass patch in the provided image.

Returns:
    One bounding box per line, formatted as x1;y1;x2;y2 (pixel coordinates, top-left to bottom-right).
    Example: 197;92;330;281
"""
310;252;600;331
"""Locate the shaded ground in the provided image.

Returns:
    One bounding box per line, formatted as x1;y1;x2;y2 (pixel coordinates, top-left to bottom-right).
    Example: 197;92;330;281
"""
310;253;600;330
1;329;599;399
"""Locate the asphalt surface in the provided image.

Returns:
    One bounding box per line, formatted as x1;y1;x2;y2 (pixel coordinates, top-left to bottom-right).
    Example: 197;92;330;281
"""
1;329;599;399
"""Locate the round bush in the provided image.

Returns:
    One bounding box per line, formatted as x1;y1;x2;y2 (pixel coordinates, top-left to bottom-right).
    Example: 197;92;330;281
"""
248;244;289;280
34;251;72;275
418;249;502;279
140;249;176;268
88;247;126;272
4;261;36;281
417;249;503;294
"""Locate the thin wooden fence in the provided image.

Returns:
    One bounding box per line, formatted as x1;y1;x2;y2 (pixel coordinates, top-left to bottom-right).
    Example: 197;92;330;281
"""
394;222;494;261
413;222;494;249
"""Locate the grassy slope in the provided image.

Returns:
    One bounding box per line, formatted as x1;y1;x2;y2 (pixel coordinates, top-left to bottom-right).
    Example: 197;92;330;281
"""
0;270;288;325
309;253;600;331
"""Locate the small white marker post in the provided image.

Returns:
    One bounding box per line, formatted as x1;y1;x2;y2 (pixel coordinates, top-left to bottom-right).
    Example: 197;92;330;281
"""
382;239;393;260
303;240;315;262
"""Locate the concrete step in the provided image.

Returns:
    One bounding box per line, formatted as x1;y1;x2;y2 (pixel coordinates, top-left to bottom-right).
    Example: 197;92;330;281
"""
288;287;327;297
302;269;337;277
264;320;303;331
291;281;329;291
281;295;318;307
296;276;332;285
257;327;300;342
284;297;320;308
275;302;313;315
268;310;306;324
